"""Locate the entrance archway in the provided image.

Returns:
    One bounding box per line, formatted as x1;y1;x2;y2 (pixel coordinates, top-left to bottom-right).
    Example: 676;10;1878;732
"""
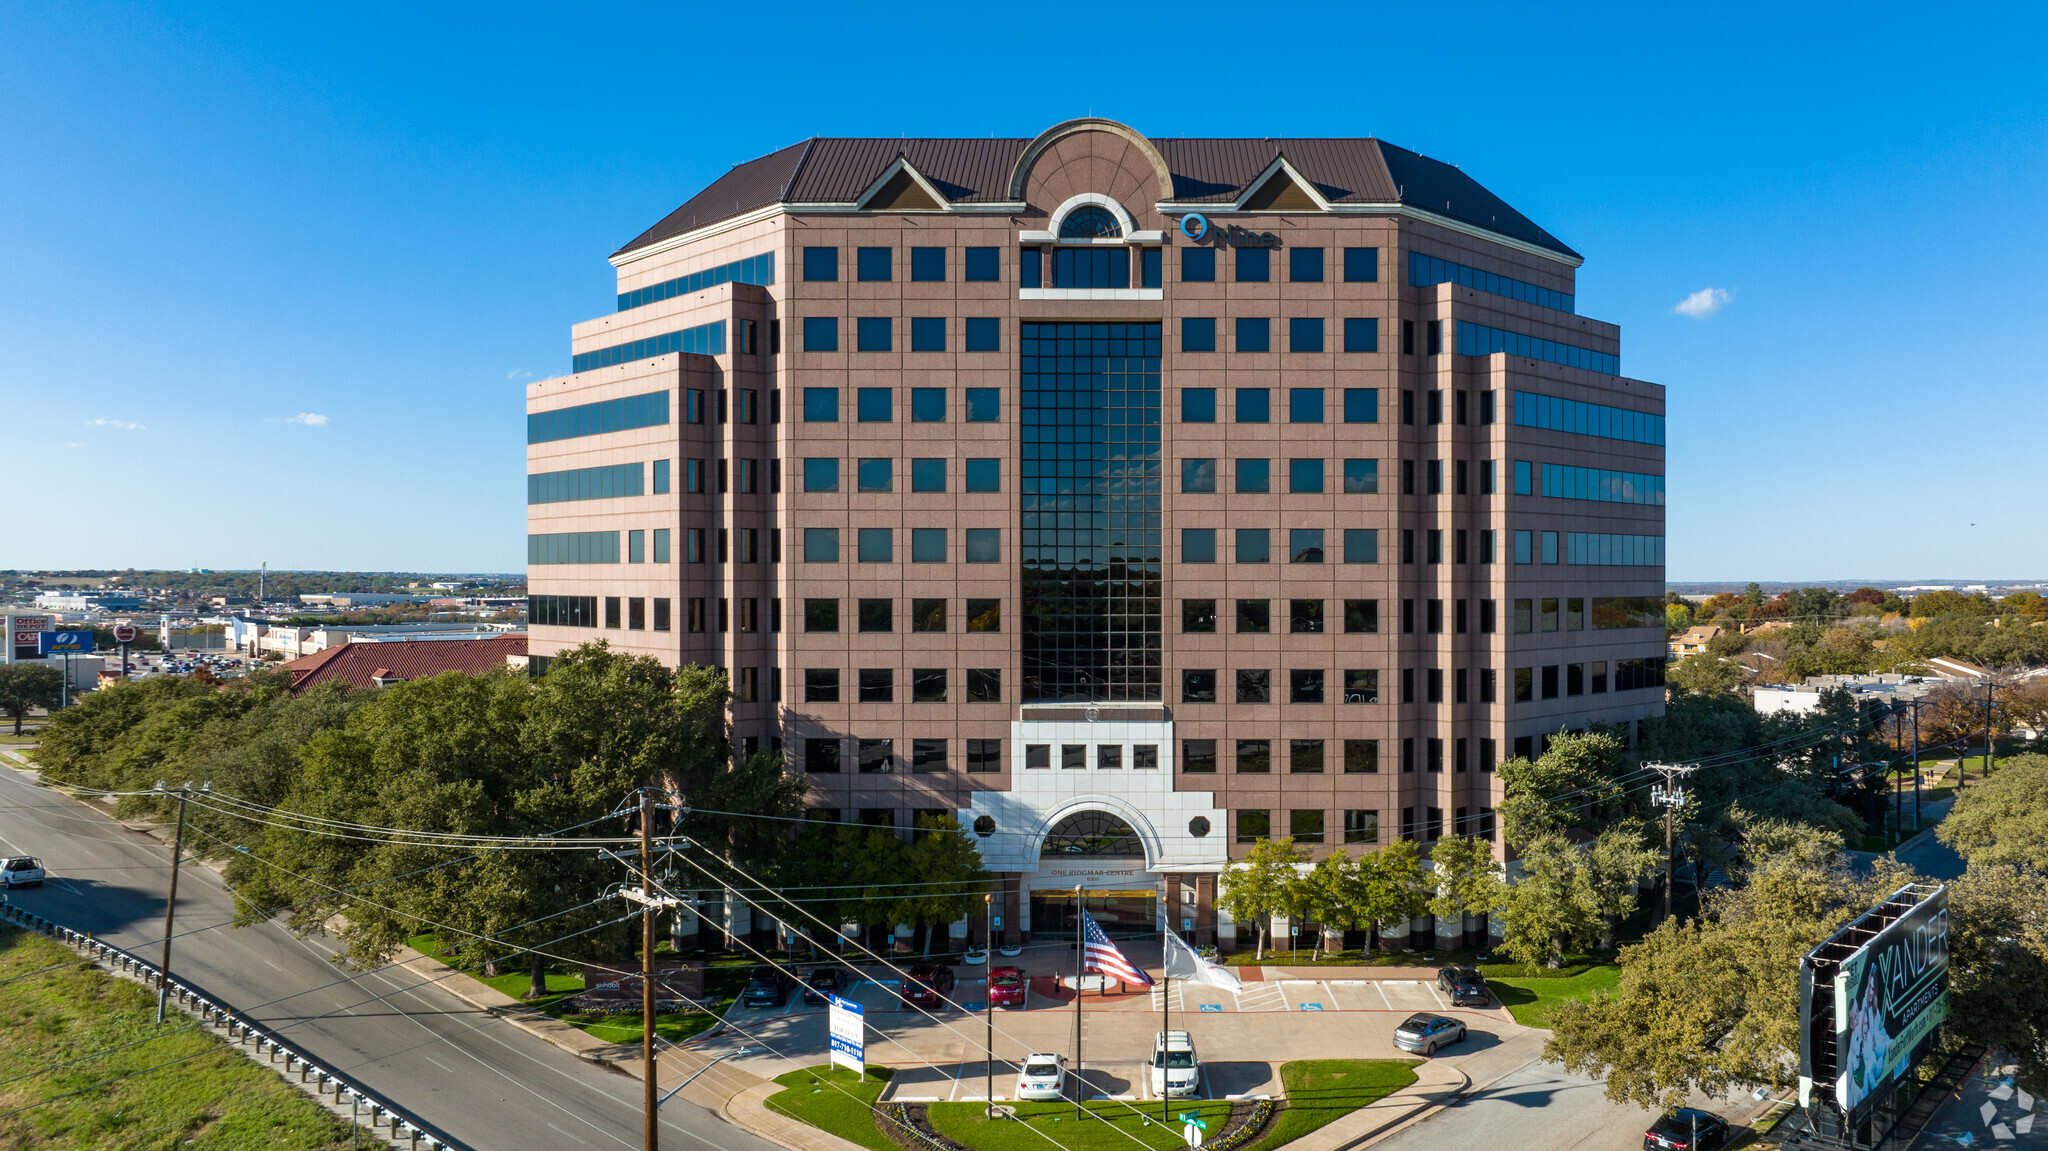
1032;810;1154;938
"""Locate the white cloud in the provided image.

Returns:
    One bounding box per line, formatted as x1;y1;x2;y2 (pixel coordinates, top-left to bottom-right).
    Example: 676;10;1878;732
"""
1673;287;1731;319
505;368;533;381
65;442;84;448
284;413;330;426
86;418;145;430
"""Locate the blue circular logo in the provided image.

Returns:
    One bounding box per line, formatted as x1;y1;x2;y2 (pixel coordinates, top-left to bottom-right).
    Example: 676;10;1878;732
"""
1178;213;1208;242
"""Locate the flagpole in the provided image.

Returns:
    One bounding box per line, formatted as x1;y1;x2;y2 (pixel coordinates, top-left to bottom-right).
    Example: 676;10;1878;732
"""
1072;887;1084;1119
1161;915;1170;1122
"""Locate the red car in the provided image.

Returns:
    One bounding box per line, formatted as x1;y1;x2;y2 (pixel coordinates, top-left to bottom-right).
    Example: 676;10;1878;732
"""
988;966;1026;1008
901;963;958;1009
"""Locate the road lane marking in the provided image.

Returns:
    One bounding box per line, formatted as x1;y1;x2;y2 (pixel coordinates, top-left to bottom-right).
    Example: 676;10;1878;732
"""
547;1121;592;1145
425;1056;455;1073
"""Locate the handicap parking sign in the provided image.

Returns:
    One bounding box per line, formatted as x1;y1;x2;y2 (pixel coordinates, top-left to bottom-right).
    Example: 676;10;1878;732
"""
1300;1003;1324;1011
1199;1003;1222;1013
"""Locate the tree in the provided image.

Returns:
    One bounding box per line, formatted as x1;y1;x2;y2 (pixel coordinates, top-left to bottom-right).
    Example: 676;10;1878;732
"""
1743;582;1765;611
1785;586;1841;625
1427;836;1504;942
1911;589;1995;618
0;663;64;735
1353;840;1429;948
1498;729;1634;849
1299;852;1358;957
1667;652;1742;698
1938;753;2048;872
1945;864;2048;1092
1665;601;1695;633
1580;825;1662;949
1217;837;1308;959
900;815;992;955
1500;834;1596;968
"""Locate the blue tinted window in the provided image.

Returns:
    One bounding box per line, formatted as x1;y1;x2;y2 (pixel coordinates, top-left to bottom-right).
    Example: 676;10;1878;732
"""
1343;317;1379;353
856;317;892;352
1289;388;1324;423
1182;317;1216;353
857;388;892;422
1235;388;1270;423
803;387;838;422
617;252;776;311
527;391;668;444
1291;528;1325;563
804;528;839;562
1237;528;1271;563
964;389;1000;422
1539;463;1665;505
1183;528;1217;563
803;247;839;282
910;247;945;282
652;458;670;494
857;458;893;492
803;317;838;352
1411;251;1573;313
1182;458;1217;493
1512;390;1664;445
1182;389;1216;422
1236;318;1270;353
964;247;999;281
1141;248;1162;288
911;388;945;422
1565;533;1666;567
1019;247;1042;288
910;317;945;352
857;247;892;282
1515;530;1533;565
1514;461;1532;495
528;531;620;564
1343;529;1379;563
571;321;724;373
1236;248;1270;283
1290;247;1324;282
965;458;999;492
964;318;1000;352
1343;247;1379;282
803;458;838;492
1051;247;1128;288
1459;321;1617;375
527;462;645;504
1343;388;1378;423
912;527;947;562
1343;459;1379;493
858;528;893;562
1289;458;1325;493
911;458;947;492
964;528;1000;563
1236;459;1270;493
1289;317;1324;353
1182;247;1216;282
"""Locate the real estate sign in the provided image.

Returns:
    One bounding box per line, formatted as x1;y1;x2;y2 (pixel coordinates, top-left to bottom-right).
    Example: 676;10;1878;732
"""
1799;884;1949;1131
827;993;864;1077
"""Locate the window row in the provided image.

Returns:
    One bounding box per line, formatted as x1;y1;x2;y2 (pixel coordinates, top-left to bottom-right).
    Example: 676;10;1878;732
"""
803;667;1002;705
1512;596;1665;633
800;315;1004;354
618;251;774;311
1179;387;1498;426
1178;667;1499;706
1408;251;1575;314
1235;805;1496;847
1511;530;1666;568
1527;462;1665;506
1181;527;1500;566
1457;320;1619;376
803;737;1004;775
1510;658;1665;700
802;598;1000;633
1180;598;1501;636
1186;735;1498;778
803;245;1002;284
527;390;668;445
801;527;1001;564
529;527;778;566
802;456;1001;494
802;386;1000;423
1177;316;1384;354
572;319;726;374
1019;245;1163;289
1514;390;1664;446
1177;246;1380;284
527;462;645;505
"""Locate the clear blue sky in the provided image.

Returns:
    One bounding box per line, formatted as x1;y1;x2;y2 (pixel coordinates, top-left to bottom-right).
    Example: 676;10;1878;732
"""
5;3;2044;580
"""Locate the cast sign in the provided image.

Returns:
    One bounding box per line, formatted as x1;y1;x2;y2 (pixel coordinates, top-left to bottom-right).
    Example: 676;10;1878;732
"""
1177;213;1280;248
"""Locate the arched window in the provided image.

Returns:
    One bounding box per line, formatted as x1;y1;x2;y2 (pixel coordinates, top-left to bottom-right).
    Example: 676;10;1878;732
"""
1058;205;1124;239
1040;810;1142;857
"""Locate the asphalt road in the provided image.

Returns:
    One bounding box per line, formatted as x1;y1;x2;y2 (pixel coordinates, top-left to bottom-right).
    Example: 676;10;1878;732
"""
0;763;782;1151
1373;1060;1750;1151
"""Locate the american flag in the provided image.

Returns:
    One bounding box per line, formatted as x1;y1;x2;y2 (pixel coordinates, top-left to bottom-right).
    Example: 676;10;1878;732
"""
1080;910;1153;986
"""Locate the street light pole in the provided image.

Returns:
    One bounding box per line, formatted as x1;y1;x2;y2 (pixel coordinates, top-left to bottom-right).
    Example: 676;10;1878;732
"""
156;780;207;1024
984;893;995;1118
641;790;658;1151
1911;698;1921;829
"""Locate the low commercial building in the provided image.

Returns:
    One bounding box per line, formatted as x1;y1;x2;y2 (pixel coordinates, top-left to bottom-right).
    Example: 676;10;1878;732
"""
33;592;146;612
1751;674;1940;717
278;635;528;692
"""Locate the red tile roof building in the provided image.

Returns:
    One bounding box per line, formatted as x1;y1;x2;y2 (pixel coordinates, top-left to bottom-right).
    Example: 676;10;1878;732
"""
279;635;527;692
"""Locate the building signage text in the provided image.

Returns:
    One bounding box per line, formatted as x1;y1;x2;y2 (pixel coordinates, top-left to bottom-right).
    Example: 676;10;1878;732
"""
1177;213;1280;248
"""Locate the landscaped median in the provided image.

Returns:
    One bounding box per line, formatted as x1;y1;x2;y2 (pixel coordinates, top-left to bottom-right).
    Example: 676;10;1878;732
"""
762;1060;1418;1151
1482;962;1622;1028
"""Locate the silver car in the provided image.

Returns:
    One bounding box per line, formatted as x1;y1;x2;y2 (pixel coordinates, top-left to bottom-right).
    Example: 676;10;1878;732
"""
1392;1012;1465;1056
1;857;45;889
1016;1054;1066;1101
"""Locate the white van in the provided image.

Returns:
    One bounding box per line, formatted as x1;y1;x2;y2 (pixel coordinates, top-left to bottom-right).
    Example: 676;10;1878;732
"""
1150;1030;1201;1098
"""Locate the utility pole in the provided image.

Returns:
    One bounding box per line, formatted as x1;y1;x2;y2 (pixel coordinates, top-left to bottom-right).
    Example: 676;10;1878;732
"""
155;780;208;1023
1911;697;1921;829
1984;677;1996;779
641;790;658;1151
1646;763;1695;922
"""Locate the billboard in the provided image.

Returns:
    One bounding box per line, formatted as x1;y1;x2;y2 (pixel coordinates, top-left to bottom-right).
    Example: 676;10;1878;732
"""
827;993;864;1077
38;631;96;655
1799;884;1949;1131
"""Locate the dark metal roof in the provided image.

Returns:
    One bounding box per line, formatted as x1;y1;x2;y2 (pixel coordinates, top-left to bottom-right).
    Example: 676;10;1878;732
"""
615;133;1577;259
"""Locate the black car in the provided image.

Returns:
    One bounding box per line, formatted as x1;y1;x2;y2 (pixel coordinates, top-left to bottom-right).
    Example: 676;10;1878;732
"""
1644;1109;1728;1151
739;965;792;1009
1436;965;1490;1007
801;967;842;1005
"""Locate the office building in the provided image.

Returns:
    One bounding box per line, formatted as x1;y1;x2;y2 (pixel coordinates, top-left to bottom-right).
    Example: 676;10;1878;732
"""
525;119;1667;948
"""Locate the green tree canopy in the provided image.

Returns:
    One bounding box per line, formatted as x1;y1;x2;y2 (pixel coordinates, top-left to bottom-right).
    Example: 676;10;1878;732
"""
0;663;65;735
1938;753;2048;872
1667;652;1743;698
1498;729;1635;849
1218;837;1308;959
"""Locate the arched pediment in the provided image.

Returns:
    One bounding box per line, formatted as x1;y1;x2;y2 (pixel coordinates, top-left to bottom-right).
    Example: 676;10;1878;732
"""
1007;117;1174;204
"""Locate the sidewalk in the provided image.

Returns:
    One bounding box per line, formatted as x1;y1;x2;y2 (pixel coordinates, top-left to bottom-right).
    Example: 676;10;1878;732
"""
724;1080;876;1151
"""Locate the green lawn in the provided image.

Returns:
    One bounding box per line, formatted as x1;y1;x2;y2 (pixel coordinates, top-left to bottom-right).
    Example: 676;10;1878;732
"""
1488;965;1622;1028
931;1098;1235;1151
1242;1059;1418;1151
403;931;740;1044
0;923;370;1149
1224;946;1502;968
763;1065;896;1151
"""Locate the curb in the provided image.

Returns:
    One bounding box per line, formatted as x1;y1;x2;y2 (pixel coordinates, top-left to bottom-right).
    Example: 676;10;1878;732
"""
724;1080;877;1151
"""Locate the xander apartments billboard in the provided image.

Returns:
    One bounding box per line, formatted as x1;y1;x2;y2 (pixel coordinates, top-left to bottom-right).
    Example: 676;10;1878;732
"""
1799;884;1950;1130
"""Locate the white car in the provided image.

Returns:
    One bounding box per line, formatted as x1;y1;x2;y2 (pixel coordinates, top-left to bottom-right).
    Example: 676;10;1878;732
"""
1;857;45;889
1149;1030;1201;1098
1016;1053;1067;1101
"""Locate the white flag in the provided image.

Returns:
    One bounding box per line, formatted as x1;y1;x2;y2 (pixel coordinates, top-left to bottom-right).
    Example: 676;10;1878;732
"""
1162;932;1242;993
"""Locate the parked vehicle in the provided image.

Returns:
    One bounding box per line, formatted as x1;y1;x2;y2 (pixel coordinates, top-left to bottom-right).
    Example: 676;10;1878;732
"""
1149;1030;1202;1098
988;966;1026;1008
1436;965;1491;1007
1643;1109;1728;1151
1391;1013;1466;1056
801;967;842;1005
0;857;44;889
739;965;792;1008
1016;1053;1067;1101
901;963;957;1009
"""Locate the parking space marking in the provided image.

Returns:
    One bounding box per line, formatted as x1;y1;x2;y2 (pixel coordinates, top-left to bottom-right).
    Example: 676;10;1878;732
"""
1374;982;1392;1009
1425;983;1447;1010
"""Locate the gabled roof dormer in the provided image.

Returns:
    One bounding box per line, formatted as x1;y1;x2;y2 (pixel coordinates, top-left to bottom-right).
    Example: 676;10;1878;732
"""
1235;156;1331;212
857;157;950;211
